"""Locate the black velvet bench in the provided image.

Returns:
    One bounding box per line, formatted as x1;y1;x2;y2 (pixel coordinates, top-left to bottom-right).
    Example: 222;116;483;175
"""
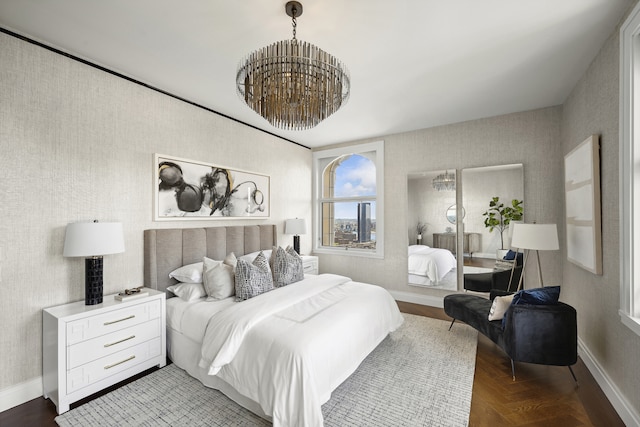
443;290;578;381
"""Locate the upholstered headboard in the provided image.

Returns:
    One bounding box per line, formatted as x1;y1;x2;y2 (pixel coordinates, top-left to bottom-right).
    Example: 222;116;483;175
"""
144;224;277;293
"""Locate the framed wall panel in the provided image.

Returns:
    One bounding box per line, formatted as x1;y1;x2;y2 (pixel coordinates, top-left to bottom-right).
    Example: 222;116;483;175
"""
564;135;602;274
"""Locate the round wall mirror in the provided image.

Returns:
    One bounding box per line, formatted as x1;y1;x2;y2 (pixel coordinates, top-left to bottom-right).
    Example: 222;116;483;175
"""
446;204;465;224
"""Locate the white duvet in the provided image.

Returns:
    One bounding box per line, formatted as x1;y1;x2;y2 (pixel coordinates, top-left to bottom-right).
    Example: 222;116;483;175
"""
408;244;457;282
175;273;405;427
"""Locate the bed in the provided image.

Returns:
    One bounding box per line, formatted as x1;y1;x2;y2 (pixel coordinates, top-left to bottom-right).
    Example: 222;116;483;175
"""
407;244;457;286
144;225;403;427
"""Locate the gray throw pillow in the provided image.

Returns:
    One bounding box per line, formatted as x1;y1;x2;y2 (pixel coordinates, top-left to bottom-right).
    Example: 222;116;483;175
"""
235;251;274;301
273;246;304;287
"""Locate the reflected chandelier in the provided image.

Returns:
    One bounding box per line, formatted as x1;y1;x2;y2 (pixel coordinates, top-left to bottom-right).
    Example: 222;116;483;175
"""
236;1;350;131
432;170;456;192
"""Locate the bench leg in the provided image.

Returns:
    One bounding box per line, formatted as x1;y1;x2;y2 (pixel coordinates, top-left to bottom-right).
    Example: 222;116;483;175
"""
568;366;578;386
448;318;456;331
511;359;516;381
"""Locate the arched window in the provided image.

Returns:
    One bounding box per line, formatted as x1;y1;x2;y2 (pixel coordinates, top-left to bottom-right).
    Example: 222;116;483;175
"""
313;141;384;258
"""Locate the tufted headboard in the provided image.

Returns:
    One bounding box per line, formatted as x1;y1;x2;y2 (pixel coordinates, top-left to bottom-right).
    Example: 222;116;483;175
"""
144;224;277;293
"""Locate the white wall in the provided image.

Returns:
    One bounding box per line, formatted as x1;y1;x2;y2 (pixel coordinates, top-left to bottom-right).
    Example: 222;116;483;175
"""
0;33;312;397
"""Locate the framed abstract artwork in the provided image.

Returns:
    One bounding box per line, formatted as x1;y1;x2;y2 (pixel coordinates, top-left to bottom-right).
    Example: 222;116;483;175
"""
564;135;602;275
154;153;270;220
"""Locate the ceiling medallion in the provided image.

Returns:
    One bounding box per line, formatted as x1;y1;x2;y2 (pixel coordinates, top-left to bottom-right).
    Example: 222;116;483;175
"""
236;1;350;131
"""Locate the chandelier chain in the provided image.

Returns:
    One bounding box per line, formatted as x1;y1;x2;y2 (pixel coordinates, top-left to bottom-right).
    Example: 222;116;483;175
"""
291;7;297;41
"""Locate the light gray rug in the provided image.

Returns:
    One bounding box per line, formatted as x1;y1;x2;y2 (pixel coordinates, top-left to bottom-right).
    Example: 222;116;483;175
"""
56;314;477;427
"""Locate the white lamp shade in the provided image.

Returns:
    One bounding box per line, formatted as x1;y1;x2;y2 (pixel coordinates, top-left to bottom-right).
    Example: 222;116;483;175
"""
63;222;125;257
285;218;306;235
511;223;559;251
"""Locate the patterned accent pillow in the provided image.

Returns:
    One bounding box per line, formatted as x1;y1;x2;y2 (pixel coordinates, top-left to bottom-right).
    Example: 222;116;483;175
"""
235;251;274;301
272;246;305;287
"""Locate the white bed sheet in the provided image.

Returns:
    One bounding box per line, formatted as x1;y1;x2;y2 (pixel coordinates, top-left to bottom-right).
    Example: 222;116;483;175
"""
407;244;456;282
166;273;403;427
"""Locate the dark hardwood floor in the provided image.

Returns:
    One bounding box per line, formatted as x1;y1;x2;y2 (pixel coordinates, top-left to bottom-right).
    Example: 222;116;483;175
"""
1;301;623;427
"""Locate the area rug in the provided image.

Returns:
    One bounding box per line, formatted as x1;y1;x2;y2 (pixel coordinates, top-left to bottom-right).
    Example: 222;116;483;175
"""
56;314;477;427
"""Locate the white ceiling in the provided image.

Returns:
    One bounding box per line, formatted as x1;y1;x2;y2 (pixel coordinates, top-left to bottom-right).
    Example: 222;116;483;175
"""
0;0;633;148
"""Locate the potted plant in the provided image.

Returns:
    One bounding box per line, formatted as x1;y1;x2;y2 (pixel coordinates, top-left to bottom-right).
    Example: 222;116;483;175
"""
416;222;427;245
482;197;523;257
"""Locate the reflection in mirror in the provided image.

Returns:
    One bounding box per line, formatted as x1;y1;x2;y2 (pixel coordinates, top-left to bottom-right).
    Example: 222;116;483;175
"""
446;204;465;224
461;164;524;275
407;170;458;291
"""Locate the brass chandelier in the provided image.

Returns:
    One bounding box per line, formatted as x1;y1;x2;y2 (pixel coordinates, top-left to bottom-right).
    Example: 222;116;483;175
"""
236;1;350;131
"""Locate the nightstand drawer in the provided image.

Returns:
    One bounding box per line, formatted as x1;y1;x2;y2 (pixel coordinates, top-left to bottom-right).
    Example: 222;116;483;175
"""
67;337;162;394
66;300;161;345
303;262;317;273
67;318;161;370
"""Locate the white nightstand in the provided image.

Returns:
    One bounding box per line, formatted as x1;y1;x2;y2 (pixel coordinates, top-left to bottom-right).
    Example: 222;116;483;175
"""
301;255;319;275
42;288;166;414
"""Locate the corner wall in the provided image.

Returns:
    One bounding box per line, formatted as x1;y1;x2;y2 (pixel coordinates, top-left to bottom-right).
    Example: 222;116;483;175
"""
0;32;312;400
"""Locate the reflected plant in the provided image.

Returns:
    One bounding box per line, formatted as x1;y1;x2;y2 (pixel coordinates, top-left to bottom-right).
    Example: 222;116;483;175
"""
482;197;523;249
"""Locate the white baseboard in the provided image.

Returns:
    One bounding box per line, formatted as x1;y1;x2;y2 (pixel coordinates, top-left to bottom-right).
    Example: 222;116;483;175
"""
0;376;42;413
577;338;640;427
390;290;444;308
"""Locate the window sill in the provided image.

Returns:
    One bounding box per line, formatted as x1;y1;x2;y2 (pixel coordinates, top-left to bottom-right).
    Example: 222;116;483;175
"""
619;310;640;337
314;247;384;260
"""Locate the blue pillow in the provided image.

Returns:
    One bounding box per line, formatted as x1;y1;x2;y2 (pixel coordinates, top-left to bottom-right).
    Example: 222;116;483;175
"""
503;250;517;260
512;286;560;305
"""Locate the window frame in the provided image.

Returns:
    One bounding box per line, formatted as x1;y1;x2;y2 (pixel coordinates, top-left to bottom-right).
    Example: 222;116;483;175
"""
312;140;384;259
619;2;640;336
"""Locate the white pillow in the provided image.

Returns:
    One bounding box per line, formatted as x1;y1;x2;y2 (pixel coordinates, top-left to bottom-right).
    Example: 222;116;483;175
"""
168;262;203;284
224;252;237;270
488;294;516;321
166;283;206;302
203;256;235;300
238;249;272;264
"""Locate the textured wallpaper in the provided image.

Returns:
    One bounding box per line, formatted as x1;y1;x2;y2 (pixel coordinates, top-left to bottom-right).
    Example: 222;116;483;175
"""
560;9;640;415
0;33;312;389
317;106;564;295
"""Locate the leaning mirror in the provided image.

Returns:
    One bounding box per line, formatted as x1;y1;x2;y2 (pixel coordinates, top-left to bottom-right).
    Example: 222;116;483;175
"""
461;163;524;278
406;169;458;291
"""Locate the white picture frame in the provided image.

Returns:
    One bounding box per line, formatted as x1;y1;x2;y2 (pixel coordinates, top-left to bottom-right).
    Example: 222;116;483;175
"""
564;135;602;274
153;153;270;221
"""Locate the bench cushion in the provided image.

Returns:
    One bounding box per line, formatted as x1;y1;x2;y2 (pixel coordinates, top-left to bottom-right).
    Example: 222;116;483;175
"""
443;294;505;348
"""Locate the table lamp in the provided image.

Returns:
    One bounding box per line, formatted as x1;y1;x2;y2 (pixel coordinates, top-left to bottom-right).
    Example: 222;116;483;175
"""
63;220;125;305
285;218;306;254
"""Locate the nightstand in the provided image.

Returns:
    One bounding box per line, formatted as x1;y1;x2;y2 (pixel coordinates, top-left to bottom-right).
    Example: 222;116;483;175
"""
301;255;319;275
42;288;166;414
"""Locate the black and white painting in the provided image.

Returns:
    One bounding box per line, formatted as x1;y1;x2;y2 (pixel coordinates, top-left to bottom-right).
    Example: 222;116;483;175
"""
154;154;270;220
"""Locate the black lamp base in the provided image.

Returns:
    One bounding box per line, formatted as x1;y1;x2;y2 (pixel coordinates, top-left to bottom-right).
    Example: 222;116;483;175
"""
293;235;301;255
85;257;104;305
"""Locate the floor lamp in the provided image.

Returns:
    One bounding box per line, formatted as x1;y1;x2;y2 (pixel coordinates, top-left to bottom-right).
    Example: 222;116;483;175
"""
510;223;559;291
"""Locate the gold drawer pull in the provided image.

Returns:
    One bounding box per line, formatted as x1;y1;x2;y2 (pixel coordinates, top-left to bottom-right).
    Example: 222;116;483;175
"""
104;335;135;348
104;355;135;370
104;315;135;326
